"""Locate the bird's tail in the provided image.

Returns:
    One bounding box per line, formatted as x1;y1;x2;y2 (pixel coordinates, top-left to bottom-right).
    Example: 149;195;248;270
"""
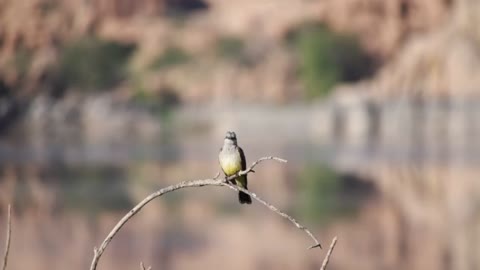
235;175;252;204
238;191;252;204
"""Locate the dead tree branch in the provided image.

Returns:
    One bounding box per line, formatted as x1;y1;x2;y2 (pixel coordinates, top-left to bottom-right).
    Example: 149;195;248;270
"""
2;205;11;270
89;156;321;270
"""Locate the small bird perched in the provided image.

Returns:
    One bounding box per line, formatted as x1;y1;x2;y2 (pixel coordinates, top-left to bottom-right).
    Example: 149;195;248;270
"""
219;131;252;204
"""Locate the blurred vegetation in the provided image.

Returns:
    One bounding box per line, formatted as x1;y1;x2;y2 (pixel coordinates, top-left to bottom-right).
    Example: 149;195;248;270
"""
59;37;135;90
58;166;133;213
132;85;180;120
289;24;374;98
13;48;32;77
216;36;245;61
296;164;374;225
165;0;209;18
150;46;191;70
8;165;133;214
38;0;58;15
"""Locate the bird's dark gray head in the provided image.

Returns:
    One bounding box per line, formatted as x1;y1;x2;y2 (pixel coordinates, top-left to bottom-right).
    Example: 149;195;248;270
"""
225;131;237;141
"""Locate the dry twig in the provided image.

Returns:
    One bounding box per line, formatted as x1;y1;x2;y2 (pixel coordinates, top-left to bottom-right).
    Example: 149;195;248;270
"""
89;156;322;270
2;205;11;270
320;237;337;270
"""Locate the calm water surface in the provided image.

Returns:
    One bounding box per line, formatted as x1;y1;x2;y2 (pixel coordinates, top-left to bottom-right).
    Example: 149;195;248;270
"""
0;114;479;270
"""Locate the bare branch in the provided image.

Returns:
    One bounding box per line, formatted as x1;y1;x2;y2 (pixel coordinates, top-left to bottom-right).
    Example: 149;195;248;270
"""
220;182;322;249
88;178;224;270
239;156;287;175
320;237;337;270
140;261;151;270
2;205;12;270
220;156;287;183
89;156;319;270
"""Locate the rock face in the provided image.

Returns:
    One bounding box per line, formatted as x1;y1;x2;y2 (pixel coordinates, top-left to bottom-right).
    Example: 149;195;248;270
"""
0;0;455;103
320;0;451;58
356;0;480;98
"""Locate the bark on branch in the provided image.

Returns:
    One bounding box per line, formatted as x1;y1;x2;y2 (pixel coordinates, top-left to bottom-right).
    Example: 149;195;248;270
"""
89;156;323;270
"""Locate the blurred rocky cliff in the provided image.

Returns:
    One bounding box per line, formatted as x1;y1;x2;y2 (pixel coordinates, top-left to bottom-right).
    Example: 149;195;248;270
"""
342;0;480;99
0;0;477;141
0;0;455;101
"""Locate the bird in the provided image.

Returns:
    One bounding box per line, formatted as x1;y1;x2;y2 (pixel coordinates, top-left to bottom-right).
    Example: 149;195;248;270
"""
219;131;252;204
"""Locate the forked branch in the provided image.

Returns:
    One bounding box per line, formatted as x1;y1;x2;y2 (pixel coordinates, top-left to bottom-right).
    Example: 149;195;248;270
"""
89;156;322;270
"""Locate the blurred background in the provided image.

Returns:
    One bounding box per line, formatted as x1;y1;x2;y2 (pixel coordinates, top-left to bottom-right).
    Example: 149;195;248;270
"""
0;0;480;269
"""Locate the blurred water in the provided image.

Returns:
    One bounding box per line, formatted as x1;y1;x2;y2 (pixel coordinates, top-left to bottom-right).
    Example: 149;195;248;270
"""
0;101;479;270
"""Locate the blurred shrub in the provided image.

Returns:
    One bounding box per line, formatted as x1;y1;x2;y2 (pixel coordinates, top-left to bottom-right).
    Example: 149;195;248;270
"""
290;24;374;98
59;37;135;90
165;0;209;17
59;166;134;213
13;48;32;77
132;87;180;121
150;47;191;70
215;36;246;62
296;164;374;224
10;165;133;214
39;0;58;15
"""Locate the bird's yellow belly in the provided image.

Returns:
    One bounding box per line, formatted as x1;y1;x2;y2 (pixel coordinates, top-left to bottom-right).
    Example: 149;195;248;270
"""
220;158;242;176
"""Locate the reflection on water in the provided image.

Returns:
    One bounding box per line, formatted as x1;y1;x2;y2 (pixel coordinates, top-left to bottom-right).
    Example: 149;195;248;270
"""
0;139;373;270
1;107;479;270
294;164;375;225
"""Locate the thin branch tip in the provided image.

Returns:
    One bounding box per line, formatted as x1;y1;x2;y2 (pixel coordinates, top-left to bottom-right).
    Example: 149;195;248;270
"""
308;243;322;250
263;156;287;163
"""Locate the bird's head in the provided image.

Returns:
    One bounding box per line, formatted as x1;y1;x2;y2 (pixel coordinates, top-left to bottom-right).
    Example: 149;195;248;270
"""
224;131;237;144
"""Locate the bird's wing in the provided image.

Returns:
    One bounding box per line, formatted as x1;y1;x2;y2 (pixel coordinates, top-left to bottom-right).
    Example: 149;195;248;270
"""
219;147;226;175
238;147;247;170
